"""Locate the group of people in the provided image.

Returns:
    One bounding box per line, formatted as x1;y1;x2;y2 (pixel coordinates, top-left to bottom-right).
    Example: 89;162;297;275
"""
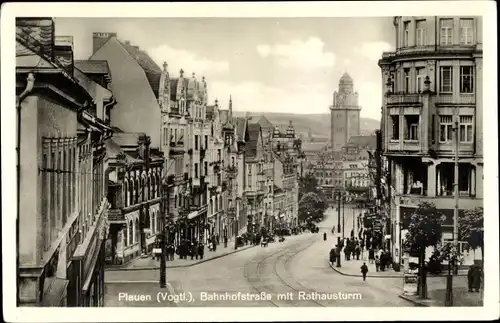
368;248;393;271
467;264;483;292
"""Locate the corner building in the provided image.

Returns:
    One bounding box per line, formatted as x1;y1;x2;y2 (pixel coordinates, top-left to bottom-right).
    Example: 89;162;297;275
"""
378;16;483;264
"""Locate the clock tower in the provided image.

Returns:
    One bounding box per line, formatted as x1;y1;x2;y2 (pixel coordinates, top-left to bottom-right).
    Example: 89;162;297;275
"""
330;72;362;152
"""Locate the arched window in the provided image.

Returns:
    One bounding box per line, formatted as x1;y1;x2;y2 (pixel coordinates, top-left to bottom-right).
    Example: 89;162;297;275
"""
146;175;151;201
128;220;133;245
151;175;156;199
130;179;135;206
124;180;129;207
135;178;140;204
156;173;161;198
135;218;140;245
123;225;128;246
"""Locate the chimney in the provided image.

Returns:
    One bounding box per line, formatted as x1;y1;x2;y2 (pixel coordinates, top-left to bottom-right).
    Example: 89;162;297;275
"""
92;32;117;54
54;35;74;74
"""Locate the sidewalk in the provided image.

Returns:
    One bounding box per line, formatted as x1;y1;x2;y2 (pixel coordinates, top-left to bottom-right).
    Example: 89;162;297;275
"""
107;241;255;271
398;276;483;307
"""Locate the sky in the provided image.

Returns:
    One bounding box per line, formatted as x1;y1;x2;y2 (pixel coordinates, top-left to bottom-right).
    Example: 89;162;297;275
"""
54;17;395;120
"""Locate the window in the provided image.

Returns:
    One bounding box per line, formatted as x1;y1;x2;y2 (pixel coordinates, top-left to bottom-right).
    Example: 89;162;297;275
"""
404;115;420;140
391;115;400;140
460;66;474;93
416;20;426;46
404;68;410;93
204;135;208;149
217;149;221;161
416;68;426;93
195;163;198;178
179;129;184;143
195;135;199;150
440;19;453;45
460;19;474;45
204;161;208;176
403;21;410;46
459;116;473;143
174;129;178;143
440;66;453;93
439;115;454;142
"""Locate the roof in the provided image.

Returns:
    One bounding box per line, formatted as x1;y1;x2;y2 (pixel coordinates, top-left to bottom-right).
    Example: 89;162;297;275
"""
235;117;247;142
255;115;274;130
112;132;146;147
74;60;110;75
245;123;261;159
301;141;328;152
340;72;353;84
345;135;377;150
105;139;141;163
120;41;162;99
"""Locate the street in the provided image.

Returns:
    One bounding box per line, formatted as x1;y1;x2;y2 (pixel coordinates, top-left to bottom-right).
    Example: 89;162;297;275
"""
104;208;414;307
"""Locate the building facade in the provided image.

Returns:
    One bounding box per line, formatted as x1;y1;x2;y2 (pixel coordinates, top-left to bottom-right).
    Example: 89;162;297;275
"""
378;16;483;264
330;73;362;152
16;18;111;306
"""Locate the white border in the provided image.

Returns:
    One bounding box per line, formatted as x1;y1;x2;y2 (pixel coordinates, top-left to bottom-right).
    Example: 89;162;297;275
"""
1;1;498;322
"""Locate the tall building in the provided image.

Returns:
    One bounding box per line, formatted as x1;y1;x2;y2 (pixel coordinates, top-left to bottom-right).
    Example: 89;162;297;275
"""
17;18;112;306
378;16;483;265
330;73;362;151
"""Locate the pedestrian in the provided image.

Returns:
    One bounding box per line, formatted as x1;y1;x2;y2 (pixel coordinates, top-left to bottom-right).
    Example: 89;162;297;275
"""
375;255;380;272
198;243;205;260
355;245;361;260
212;236;217;252
368;248;375;264
224;235;228;248
216;233;220;246
329;248;336;265
467;265;474;292
473;265;482;292
332;225;335;234
361;262;368;281
323;232;327;241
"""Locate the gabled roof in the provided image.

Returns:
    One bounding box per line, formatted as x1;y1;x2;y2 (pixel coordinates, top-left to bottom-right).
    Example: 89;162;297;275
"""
119;41;162;99
255;115;274;130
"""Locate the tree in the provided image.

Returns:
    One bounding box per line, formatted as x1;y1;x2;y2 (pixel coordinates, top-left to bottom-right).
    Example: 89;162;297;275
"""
459;207;484;266
299;173;320;200
298;192;327;223
402;201;444;299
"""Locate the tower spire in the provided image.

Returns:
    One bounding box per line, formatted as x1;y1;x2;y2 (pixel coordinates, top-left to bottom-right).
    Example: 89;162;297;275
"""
229;95;233;121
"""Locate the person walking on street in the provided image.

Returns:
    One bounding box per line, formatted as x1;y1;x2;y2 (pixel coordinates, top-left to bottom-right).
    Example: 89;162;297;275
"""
368;248;375;264
375;255;380;272
467;265;474;292
224;235;228;248
323;232;327;241
361;262;368;281
473;265;482;292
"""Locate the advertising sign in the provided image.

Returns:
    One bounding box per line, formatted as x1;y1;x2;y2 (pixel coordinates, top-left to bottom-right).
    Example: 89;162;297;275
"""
402;256;419;295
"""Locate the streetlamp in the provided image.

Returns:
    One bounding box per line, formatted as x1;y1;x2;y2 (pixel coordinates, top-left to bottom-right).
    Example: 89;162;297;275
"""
336;191;341;233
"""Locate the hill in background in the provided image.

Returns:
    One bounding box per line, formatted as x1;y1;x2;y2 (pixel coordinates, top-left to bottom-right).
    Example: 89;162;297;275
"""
233;111;380;139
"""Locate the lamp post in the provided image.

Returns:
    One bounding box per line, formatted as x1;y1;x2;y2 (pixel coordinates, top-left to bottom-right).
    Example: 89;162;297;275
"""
337;191;341;233
342;194;345;239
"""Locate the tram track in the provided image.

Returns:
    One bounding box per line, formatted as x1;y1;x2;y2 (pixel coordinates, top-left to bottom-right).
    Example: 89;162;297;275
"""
243;238;327;307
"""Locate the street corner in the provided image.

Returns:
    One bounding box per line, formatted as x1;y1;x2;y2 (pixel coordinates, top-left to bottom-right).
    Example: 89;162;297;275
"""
398;294;432;307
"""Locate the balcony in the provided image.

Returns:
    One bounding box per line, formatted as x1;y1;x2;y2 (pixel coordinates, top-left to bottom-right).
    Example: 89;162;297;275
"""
167;174;175;185
192;177;200;187
386;92;423;106
434;94;475;106
169;142;184;154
